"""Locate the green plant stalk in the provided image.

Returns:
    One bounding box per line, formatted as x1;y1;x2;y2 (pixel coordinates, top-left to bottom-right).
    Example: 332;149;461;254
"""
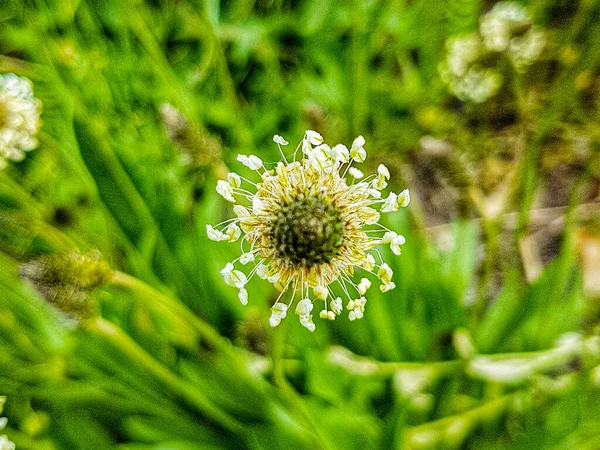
271;320;333;450
83;317;244;434
350;0;368;135
404;394;515;447
472;217;501;325
110;270;229;354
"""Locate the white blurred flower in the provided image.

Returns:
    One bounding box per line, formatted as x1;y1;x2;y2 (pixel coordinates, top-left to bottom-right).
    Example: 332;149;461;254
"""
0;396;15;450
440;3;544;103
509;30;546;72
443;34;482;78
449;66;503;103
480;2;530;52
0;435;14;450
0;73;42;169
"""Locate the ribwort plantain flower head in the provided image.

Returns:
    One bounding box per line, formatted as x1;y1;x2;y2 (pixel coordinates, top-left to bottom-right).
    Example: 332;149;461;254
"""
440;2;546;102
0;397;15;450
0;73;42;169
19;250;111;325
208;131;410;331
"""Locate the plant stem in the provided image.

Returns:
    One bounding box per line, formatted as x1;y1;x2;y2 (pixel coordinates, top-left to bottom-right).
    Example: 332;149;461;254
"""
404;394;515;447
110;270;230;354
83;317;243;434
271;321;333;450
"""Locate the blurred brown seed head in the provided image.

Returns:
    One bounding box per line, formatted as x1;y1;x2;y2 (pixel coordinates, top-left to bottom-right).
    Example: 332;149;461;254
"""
234;313;270;356
19;250;111;324
159;103;222;168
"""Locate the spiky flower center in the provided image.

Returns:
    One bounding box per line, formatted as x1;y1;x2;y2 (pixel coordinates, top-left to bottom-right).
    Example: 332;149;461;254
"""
269;193;345;267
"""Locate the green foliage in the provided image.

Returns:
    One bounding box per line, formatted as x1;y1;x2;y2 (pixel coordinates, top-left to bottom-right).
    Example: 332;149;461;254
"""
1;0;600;449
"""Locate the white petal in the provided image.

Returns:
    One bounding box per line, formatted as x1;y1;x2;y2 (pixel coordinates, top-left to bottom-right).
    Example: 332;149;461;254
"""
367;188;382;199
240;252;256;265
220;262;234;276
330;297;343;315
225;223;241;242
305;130;324;145
267;272;280;284
362;207;380;225
372;176;388;190
238;288;248;305
206;224;228;241
237;154;263;170
223;267;247;288
233;205;250;217
227;172;242;188
361;254;376;271
378;263;393;283
350;135;367;162
256;264;269;280
398;189;411;207
380;281;396;292
273;135;289;145
381;192;398;212
377;164;390;179
331;144;350;163
299;314;316;331
216;180;236;203
314;285;328;300
295;298;313;316
357;278;372;295
390;235;406;255
348;167;364;179
270;303;288;327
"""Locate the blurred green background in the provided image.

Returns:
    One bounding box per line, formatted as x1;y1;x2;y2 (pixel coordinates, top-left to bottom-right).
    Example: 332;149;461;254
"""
1;0;600;448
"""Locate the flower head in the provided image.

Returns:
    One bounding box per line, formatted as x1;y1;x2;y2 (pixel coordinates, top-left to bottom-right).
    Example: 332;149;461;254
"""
19;250;111;325
439;3;545;102
0;396;16;450
0;73;42;169
480;2;531;52
208;132;409;330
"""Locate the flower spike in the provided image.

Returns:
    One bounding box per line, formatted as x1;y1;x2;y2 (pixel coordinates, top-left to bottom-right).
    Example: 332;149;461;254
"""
207;132;409;330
